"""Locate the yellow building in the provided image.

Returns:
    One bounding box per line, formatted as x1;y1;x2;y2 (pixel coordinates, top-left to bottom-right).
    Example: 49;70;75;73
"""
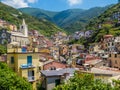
89;44;101;53
7;47;40;90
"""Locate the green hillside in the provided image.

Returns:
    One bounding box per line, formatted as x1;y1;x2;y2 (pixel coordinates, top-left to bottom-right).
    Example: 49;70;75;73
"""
19;6;111;33
53;9;85;26
86;3;120;43
19;8;58;18
0;2;64;37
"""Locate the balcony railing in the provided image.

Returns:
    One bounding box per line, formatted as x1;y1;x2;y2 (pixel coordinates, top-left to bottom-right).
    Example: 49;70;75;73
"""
20;64;35;69
28;76;35;82
7;48;38;53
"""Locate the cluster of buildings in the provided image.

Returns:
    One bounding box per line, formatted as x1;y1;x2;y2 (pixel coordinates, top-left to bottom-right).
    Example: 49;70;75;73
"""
0;19;29;46
0;19;81;90
0;19;17;31
89;34;120;66
1;18;120;90
73;30;94;40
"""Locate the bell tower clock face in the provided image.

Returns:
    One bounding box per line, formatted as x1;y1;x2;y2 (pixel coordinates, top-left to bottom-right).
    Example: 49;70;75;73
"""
2;33;7;38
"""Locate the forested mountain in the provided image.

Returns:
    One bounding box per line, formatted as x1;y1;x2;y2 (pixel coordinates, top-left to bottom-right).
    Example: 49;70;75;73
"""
19;5;112;33
85;3;120;43
0;2;64;37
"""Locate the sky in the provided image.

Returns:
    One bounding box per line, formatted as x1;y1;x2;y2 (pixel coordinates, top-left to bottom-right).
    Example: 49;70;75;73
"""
1;0;118;11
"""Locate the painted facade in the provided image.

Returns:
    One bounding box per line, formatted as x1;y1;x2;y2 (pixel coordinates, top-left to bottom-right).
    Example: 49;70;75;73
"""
7;48;40;90
108;53;120;68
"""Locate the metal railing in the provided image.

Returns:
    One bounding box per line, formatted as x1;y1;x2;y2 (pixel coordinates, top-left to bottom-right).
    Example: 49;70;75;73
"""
20;64;35;69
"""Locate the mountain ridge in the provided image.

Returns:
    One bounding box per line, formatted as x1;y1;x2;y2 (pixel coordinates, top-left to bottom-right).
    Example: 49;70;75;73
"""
19;5;113;33
0;2;64;37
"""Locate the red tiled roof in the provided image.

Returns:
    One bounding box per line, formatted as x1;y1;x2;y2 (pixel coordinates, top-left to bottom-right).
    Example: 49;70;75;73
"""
39;53;53;60
85;59;102;65
46;41;53;47
104;35;113;38
85;55;100;61
43;61;67;70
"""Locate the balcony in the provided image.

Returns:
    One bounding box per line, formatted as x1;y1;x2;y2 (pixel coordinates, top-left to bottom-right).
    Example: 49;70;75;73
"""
28;76;35;82
102;55;109;59
20;64;35;69
7;48;38;53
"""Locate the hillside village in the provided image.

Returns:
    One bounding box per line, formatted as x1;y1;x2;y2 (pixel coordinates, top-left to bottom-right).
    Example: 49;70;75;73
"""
0;15;120;90
1;1;120;90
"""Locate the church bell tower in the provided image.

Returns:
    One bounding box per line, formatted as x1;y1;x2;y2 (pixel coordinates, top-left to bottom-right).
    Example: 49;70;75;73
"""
20;19;28;37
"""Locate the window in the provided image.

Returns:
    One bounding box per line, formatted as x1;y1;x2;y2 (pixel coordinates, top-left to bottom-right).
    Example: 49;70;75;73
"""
109;59;112;67
112;42;114;46
28;70;34;76
39;67;41;70
109;54;111;57
55;79;60;86
49;66;56;70
11;57;14;64
115;54;117;58
28;70;34;81
21;26;24;29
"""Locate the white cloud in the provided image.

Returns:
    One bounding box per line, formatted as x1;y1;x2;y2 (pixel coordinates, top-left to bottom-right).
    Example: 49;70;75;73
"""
1;0;38;8
68;0;83;6
27;0;38;3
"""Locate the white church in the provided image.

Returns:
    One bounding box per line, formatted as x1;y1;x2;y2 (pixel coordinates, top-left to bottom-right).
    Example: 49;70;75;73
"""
9;19;29;46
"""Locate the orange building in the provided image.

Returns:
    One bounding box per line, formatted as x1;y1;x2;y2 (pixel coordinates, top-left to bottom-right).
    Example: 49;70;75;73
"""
108;53;120;69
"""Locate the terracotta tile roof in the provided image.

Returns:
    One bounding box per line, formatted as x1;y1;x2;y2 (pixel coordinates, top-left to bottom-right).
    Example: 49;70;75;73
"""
85;59;103;65
85;55;100;61
104;35;113;38
43;61;68;70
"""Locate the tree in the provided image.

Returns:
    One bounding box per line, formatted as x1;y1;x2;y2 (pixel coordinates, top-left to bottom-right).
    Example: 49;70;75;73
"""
53;72;119;90
0;45;6;54
102;24;112;34
0;63;32;90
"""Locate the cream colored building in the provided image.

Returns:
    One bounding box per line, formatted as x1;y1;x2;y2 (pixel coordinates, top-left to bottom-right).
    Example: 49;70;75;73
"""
7;48;40;90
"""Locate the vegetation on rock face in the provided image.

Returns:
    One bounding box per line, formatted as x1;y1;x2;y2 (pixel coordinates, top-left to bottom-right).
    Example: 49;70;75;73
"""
0;63;32;90
0;2;64;37
0;45;6;54
85;3;120;44
53;72;120;90
68;37;87;45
